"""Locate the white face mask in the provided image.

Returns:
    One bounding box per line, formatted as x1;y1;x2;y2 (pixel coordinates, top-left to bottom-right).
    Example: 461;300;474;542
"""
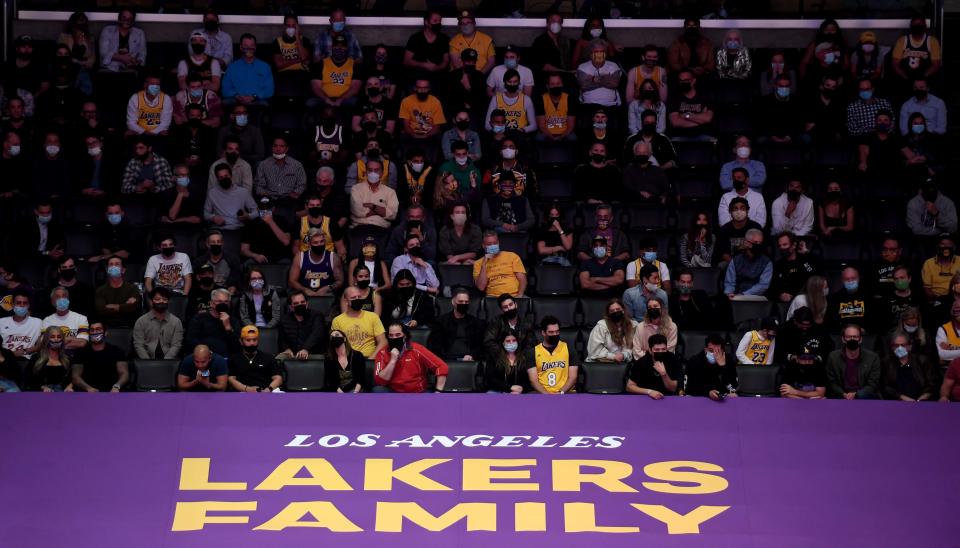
861;43;875;53
87;146;102;156
410;162;424;172
367;171;381;184
455;156;468;166
501;148;516;160
549;22;562;34
452;213;467;226
285;27;297;38
735;146;751;159
273;153;286;160
590;28;602;38
644;282;659;292
731;210;748;222
46;145;60;156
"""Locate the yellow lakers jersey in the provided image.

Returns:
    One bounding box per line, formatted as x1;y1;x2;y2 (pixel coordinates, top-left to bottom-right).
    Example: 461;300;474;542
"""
136;91;165;131
542;93;569;136
298;215;334;253
746;331;772;364
631;258;663;288
633;66;665;96
321;57;354;98
496;93;528;131
535;341;570;394
276;37;307;72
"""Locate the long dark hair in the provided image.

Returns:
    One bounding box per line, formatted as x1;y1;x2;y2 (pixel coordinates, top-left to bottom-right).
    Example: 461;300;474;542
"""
580;17;607;40
685;211;714;253
444;200;473;230
389;269;417;316
325;328;356;363
814;18;847;50
355;243;386;286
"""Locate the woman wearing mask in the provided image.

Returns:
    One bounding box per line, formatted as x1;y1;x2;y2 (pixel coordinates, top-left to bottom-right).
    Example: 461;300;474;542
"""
343;265;383;316
347;236;391;292
363;44;398;100
903;112;941;178
886;306;935;360
817;181;856;238
27;327;73;392
58;11;96;70
324;329;366;393
534;204;574;266
715;30;752;80
571;17;618;67
380;269;435;329
787;275;829;324
850;31;884;82
800;18;848;84
586;299;638;363
631;297;677;358
438;201;482;265
679;212;715;268
239;267;282;329
626;79;667;136
759;50;797;97
433;171;463;219
485;332;532;394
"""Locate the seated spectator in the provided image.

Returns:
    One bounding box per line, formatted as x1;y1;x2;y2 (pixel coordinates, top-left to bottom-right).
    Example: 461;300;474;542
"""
848;31;883;82
26;327;73;392
802;75;844;144
439;202;482;265
402;11;450;85
623;264;668;321
669;269;714;330
399;79;446;144
222;33;274;106
626;237;671;292
535;73;577;142
314;7;362;64
626;44;668;105
719;137;766;192
715;198;763;264
354;75;398;135
826;324;881;399
716;29;751;80
98;9;145;73
798;19;846;88
346;139;398;192
205;163;257;231
294;194;346;259
241;198;294;265
428;288;485;361
485;69;537;135
576;204;630;262
44;257;93;318
121;136;175;196
881;331;937;401
350;157;399;228
667;18;715;77
623;142;668;203
310;106;351;171
145;233;193;295
195;231;242;293
205;138;252;194
683;334;737;400
94;256;141;327
185;288;240;357
900;77;946;136
374;322;448;393
632;297;677;358
178;32;222;92
826;266;875;330
325;328;366;393
217;105;265;166
578;236;625;298
308;34;363;110
577;107;623;164
891;16;942;87
71;321;128;392
177;345;228;392
194;9;233;69
786;275;829;323
573;143;621;204
228;325;282;392
878;266;922;330
390;234;440;295
0;130;27;199
58;12;94;71
534;204;574;266
483;137;538;198
576;39;623;112
345;266;381;317
526;316;578;395
396;149;434;208
278;290;326;359
487;44;534;96
571;17;618;67
171;104;217;169
445;49;488;117
586;298;637;363
433;171;464;216
817;181;856;237
125;72;172;137
481;173;535;233
132;287;183;360
626;333;681;399
679;213;716;268
922;235;960;307
270;14;312;91
288;228;342;298
904;113;944;179
846;77;892;138
667;68;714;141
759;50;797;97
483;293;536;359
31;133;72;200
771;180;814;237
186;263;221;320
256;136;306;202
724;228;772;299
78;133;121;197
718;169;766;227
485;331;532;394
872;236;904;297
441;113;482;163
857;109;911;180
41;286;89;351
381;269;435;329
779;346;827;399
473;231;527;297
1;287;41;352
936;301;960;365
627;80;667;137
906;180;957;237
89;202;136;263
771;232;818;305
385;204;437;263
624;109;677;170
736;316;779;365
347;237;392;292
238;267;281;329
776;306;835;365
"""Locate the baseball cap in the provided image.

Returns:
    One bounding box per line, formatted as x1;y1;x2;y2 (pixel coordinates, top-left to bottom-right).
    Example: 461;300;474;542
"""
504;44;519;55
462;48;479;62
241;325;260;338
332;34;348;47
761;316;780;331
14;35;32;46
362;236;377;246
198;262;215;273
258;196;273;209
859;31;876;44
458;10;475;21
592;234;608;245
190;31;207;42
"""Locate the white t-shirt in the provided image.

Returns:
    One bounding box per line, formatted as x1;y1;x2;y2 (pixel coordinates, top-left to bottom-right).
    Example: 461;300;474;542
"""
0;316;43;356
42;311;90;340
487;64;535;94
146;252;194;294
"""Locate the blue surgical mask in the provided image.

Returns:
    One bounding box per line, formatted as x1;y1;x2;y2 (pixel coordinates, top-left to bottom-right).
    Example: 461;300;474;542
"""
504;58;518;69
503;342;519;352
485;244;500;255
643;251;657;262
37;215;52;224
147;84;161;96
13;306;28;317
332;21;345;32
107;213;123;226
7;145;20;156
775;86;790;99
176;176;190;187
593;122;607;130
843;280;859;292
235;114;249;127
250;279;265;289
911;124;926;135
593;246;607;259
824;52;836;64
705;351;717;364
492;125;506;134
893;345;909;359
189;88;203;98
55;297;70;312
859;90;873;101
726;40;740;50
107;265;122;278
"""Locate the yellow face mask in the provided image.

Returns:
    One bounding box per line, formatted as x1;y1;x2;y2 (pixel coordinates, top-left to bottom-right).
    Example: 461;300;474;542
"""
592;51;606;64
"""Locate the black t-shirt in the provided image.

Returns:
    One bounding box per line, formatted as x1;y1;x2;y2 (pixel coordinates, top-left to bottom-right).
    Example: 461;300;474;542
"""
803;95;845;140
404;31;450;66
861;132;905;173
666;90;714;137
782;361;827;390
241;217;292;263
356;95;399;126
629;352;682;394
714;221;763;261
771;256;819;298
97;220;138;256
573;164;622;203
0;347;20;385
775;323;835;364
75;343;124;391
683;352;738;397
228;349;281;389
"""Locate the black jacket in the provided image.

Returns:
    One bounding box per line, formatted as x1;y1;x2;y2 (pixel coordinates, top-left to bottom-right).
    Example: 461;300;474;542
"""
427;312;486;360
483;314;537;362
324;349;366;392
683;351;738;397
278;309;327;355
485;350;533;393
381;289;435;328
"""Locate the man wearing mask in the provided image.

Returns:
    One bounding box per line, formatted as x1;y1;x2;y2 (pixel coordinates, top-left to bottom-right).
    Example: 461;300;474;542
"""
44;257;93;318
899;77;946;136
487;46;535;97
683;335;738;400
846;77;892;137
399;79;447;144
535;72;578;142
353;108;394;160
195;231;241;293
575;204;630;262
186;288;240;356
90;202;135;263
780;346;828;399
349;157;399;229
623;141;668;203
314;167;350;229
626;237;671;292
575;40;623;112
271;14;312;92
228;326;282;392
0;131;28;201
771;179;815;237
257;136;307;203
294;193;346;258
178;32;221;92
775;306;835;365
526;316;578;395
483;294;536;359
31;133;72;200
891;16;942;85
718;168;766;227
627;334;682;399
719;136;767;192
72;321;129;392
450;11;495;74
403;11;450;85
207;137;253;191
41;286;89;350
94;256;141;327
485;69;537;134
715;198;763;264
390;235;440;295
165;164;205;225
398;148;435;207
172;104;218;174
187;263;221;321
724;229;772;300
530;12;571;84
288;229;342;297
386;205;437;263
770;232;818;304
826;266;875;331
736;316;779;365
922;235;960;315
872;237;903;297
626;45;668;103
205;163;257;231
126;73;172;137
573;143;620;204
193;9;233;69
309;35;363;109
667;18;715;75
473;231;526;297
346;138;396;192
667;68;715;141
802;75;844;144
217;105;265;165
480;174;535;233
121;136;175;195
17;200;65;262
428;287;485;361
241;197;293;265
669;269;714;330
145;233;193;295
622;264;668;321
314;8;363;64
0;290;42;358
878;266;922;330
906;180;958;237
352;77;398;135
278;290;327;360
757;75;804;145
133;287;183;360
623;110;677;169
578;235;625;298
177;345;228;392
331;286;388;358
98;10;146;73
826;324;881;399
222;33;274;107
445;49;488;117
78;133;121;198
374;322;448;393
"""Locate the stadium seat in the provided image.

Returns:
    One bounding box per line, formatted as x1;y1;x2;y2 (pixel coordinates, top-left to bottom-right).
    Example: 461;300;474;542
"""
121;202;156;228
257;264;290;290
578;297;609;327
690;267;721;295
441;361;479;392
409;327;431;347
364;359;376;390
679;331;724;360
68;200;105;225
581;362;628;394
307;295;336;317
437;263;475;291
736;365;782;397
259;327;280;355
536;141;577;166
533;265;576;295
821;238;865;265
498;232;529;258
626;204;669;231
167;293;188;322
714;109;752;138
484;296;530;321
866;200;906;234
75;261;99;287
134;359;179;391
533;297;579;327
124;264;146;285
65;232;102;258
762;143;805;168
283;359;326;391
731;298;772;330
539;170;574;200
105;327;133;358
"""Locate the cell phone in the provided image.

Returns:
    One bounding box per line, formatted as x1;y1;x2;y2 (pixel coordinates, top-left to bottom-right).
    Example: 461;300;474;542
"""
200;370;210;377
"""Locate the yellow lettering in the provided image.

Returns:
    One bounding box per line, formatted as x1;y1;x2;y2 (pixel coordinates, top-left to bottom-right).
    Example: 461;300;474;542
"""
178;458;247;491
171;501;256;531
375;502;496;532
552;460;638;492
642;461;728;494
564;502;639;533
364;459;452;491
253;501;363;532
632;504;730;534
514;502;546;532
462;459;539;491
254;458;353;491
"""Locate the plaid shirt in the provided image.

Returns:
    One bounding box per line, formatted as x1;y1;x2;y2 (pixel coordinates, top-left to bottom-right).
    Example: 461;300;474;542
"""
121;154;175;194
846;97;893;137
313;29;363;62
255;156;307;198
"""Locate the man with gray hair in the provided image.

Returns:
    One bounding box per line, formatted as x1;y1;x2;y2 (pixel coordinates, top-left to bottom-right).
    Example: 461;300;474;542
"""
314;166;350;229
724;228;772;299
576;39;623;109
185;287;241;356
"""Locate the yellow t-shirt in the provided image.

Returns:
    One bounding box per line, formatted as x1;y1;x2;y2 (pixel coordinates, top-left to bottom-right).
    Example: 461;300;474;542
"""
496;93;528;131
321;58;354;99
921;256;960;297
398;95;447;133
745;331;772;364
473;251;525;297
449;31;496;72
331;311;385;358
534;341;571;394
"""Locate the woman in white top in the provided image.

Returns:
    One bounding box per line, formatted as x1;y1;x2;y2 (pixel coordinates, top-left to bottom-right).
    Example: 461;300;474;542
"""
586;299;638;363
631;297;678;358
786;275;828;323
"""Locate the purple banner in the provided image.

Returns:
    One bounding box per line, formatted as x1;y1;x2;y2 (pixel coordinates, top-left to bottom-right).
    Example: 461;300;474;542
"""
1;394;958;547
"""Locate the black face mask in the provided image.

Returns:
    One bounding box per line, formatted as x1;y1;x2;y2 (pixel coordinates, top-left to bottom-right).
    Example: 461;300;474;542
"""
330;335;345;348
590;153;606;164
647;308;662;320
922;190;938;202
684;27;700;40
844;339;860;351
641;123;656;134
161;247;176;258
733;180;747;192
362;121;377;132
397;286;415;299
608;310;624;322
504;83;519;93
349;299;365;311
204;20;218;32
641;90;658;102
787;190;801;201
455;303;470;314
910;24;925;35
209;244;222;256
307;207;323;218
198;277;214;287
821;88;836;99
416;92;429;102
191;43;205;55
356;279;371;290
243;343;258;354
502;308;518;320
548;86;563;97
653;351;669;362
678;82;692;93
218;178;232;189
635;154;650;164
60;268;76;281
153;302;168;312
310;245;325;255
294;304;309;315
225;152;239;163
366;148;381;158
430;23;442;33
407;246;422;258
826;191;842;202
544;334;560;346
367;87;381;97
215;303;230;314
387;337;406;350
455;120;470;131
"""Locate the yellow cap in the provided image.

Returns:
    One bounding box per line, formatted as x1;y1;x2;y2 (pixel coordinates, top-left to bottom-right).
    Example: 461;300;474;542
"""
240;325;260;338
859;31;876;44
